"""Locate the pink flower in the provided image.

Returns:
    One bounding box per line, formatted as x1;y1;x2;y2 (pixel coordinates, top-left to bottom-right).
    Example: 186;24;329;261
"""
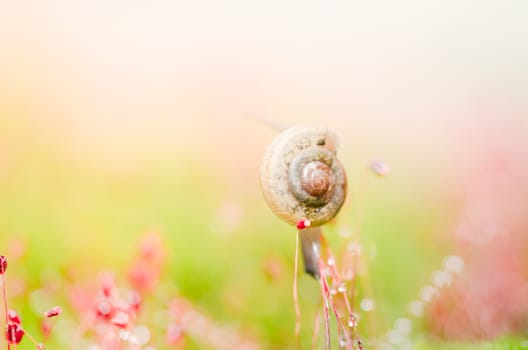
111;310;129;329
166;324;184;345
128;291;142;313
128;262;158;293
138;232;165;265
96;299;114;319
100;273;116;298
127;233;166;293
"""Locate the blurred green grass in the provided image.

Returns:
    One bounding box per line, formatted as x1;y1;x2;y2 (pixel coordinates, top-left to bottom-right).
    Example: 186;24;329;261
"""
0;131;524;349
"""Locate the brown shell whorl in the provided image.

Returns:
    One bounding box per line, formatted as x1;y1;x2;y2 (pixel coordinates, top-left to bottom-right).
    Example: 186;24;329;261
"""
260;125;347;227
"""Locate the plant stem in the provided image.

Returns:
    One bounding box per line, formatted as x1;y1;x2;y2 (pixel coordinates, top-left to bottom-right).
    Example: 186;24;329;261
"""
2;274;10;350
293;231;301;349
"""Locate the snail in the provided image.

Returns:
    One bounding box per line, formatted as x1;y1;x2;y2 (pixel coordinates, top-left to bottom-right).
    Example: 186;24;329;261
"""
259;125;361;346
260;125;347;227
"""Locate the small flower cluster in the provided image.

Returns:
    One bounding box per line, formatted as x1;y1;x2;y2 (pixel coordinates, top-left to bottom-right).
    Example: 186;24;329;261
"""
90;274;144;347
67;236;158;349
64;232;260;350
1;255;61;350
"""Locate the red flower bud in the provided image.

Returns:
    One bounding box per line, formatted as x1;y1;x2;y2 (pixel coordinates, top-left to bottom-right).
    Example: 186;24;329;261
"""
296;220;311;230
0;256;7;274
5;323;24;345
44;306;62;318
7;310;21;325
96;300;113;319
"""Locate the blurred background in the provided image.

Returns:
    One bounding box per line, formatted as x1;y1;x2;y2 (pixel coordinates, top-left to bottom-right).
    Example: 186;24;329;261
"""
1;1;527;349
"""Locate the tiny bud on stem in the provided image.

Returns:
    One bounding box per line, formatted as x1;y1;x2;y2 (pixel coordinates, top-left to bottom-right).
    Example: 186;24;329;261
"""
0;256;7;274
296;220;311;230
44;306;62;318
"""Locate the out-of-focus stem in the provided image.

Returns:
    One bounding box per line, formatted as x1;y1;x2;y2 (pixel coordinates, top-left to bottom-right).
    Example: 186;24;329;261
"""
21;328;38;346
2;274;10;350
320;282;330;350
293;231;301;348
311;312;321;350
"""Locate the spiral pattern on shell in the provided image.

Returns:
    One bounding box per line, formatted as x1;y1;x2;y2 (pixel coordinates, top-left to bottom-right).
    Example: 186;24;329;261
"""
260;125;347;227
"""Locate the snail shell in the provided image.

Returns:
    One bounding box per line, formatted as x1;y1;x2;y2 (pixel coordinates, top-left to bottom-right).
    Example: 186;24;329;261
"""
260;125;347;227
